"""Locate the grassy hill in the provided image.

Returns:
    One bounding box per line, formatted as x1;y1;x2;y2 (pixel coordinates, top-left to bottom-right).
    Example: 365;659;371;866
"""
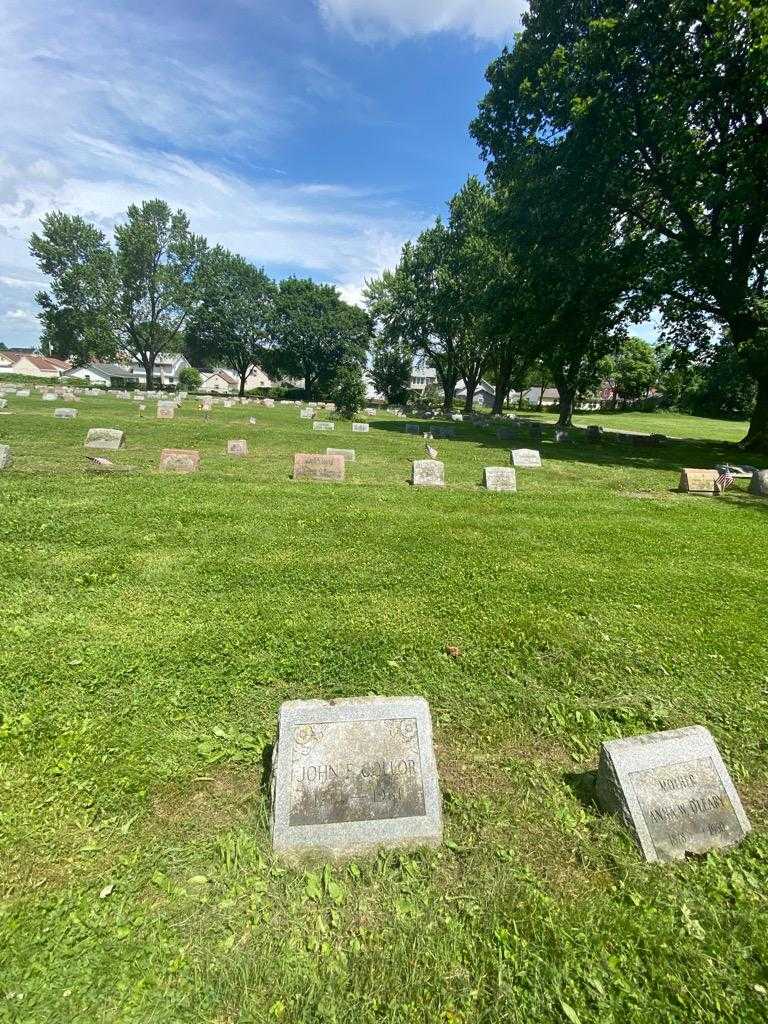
1;395;767;1023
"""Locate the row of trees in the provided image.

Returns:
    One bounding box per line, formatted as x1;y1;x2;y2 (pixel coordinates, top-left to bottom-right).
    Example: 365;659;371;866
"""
365;0;768;448
30;200;370;399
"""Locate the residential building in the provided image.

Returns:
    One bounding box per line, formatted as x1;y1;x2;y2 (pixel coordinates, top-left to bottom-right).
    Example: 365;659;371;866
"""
127;352;190;388
455;378;496;408
63;363;135;387
0;350;71;378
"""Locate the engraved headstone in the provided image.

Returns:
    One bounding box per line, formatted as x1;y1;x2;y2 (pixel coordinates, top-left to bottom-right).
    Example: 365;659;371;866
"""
0;444;12;470
312;420;335;432
596;726;750;863
352;422;369;433
271;696;442;861
679;468;718;494
54;408;77;419
511;448;541;469
451;413;463;422
412;459;444;488
749;469;768;497
15;389;30;397
42;393;57;402
159;448;200;473
157;401;175;420
326;447;355;462
293;452;345;482
300;408;315;419
263;398;275;408
85;428;125;451
484;466;516;492
227;439;248;456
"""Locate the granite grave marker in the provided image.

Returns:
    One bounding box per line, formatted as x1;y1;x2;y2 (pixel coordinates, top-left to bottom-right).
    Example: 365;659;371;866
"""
293;452;345;482
412;459;444;487
511;448;542;469
159;449;200;473
484;466;517;492
85;428;125;451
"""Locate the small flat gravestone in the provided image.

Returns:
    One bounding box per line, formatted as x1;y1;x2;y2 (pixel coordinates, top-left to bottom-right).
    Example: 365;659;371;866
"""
54;408;77;419
227;439;248;456
157;401;175;420
511;448;541;469
85;428;125;451
0;444;12;470
352;422;369;433
42;393;57;402
679;468;718;494
432;426;455;439
271;696;442;861
313;420;335;432
159;449;200;473
749;469;768;497
596;725;750;863
300;408;315;419
293;452;345;482
263;398;275;408
484;466;516;492
405;423;421;434
326;447;355;462
412;459;444;488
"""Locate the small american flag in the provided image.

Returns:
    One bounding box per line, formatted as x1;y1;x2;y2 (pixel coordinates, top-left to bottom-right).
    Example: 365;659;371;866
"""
716;465;734;491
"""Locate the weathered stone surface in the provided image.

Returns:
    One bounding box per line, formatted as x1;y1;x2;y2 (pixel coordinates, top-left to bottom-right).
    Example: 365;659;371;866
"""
300;408;315;419
271;696;443;862
312;420;335;432
85;428;125;451
352;422;369;433
15;389;30;397
54;408;77;419
159;448;200;473
157;401;175;420
263;398;275;408
679;468;718;493
326;447;355;462
0;444;12;470
511;448;542;469
451;413;463;422
42;393;57;401
227;439;248;456
412;459;444;487
749;469;768;497
293;452;345;482
484;466;517;492
596;726;750;863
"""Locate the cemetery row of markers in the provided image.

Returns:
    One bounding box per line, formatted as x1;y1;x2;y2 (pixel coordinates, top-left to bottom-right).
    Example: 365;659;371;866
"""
271;697;751;864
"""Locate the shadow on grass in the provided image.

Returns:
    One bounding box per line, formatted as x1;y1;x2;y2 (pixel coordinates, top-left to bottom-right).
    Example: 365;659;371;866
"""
260;741;274;798
564;770;599;811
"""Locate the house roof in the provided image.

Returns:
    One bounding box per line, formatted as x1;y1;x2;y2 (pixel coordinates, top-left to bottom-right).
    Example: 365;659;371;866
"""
5;351;71;372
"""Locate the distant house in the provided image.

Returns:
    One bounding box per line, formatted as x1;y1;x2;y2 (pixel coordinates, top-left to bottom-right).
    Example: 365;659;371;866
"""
410;361;439;393
0;350;71;378
455;378;496;408
128;352;190;388
509;386;560;408
199;366;289;394
63;363;135;387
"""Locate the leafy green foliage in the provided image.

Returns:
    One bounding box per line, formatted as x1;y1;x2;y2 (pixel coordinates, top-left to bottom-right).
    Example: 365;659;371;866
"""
328;363;365;419
178;366;202;392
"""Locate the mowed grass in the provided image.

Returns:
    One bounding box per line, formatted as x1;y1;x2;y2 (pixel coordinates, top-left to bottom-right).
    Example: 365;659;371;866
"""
1;394;767;1024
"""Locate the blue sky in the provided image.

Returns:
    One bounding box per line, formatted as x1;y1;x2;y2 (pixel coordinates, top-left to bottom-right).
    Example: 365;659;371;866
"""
1;0;655;349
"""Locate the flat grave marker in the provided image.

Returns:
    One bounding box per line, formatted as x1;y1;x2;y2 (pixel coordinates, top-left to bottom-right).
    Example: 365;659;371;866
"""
271;696;442;861
352;422;369;433
484;466;517;492
157;401;175;420
412;459;444;488
54;408;77;419
0;444;12;470
511;448;542;469
679;468;718;494
300;408;315;419
293;452;345;482
159;448;200;473
85;428;125;451
596;725;750;863
312;420;335;432
227;439;248;456
326;447;355;462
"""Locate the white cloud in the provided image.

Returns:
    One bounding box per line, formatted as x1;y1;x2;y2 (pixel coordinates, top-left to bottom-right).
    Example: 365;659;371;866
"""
0;0;427;345
317;0;525;41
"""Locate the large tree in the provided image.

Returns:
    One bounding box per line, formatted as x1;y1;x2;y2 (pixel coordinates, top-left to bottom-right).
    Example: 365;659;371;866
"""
472;0;768;449
30;212;118;364
266;278;370;401
187;247;276;397
30;200;207;389
115;200;207;390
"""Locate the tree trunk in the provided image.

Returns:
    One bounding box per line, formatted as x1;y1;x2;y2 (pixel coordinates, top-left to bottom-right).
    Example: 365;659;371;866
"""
538;383;546;410
238;369;247;398
441;375;458;413
557;386;576;428
462;379;478;414
741;373;768;451
144;357;155;391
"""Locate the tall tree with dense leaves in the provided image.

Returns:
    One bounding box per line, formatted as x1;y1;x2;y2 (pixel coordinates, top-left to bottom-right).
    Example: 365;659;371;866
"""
364;273;414;404
472;0;768;449
30;212;118;364
187;247;276;397
266;278;370;401
115;200;207;390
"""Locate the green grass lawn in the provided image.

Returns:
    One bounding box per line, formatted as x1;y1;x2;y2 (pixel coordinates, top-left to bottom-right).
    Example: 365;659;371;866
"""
1;395;767;1024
